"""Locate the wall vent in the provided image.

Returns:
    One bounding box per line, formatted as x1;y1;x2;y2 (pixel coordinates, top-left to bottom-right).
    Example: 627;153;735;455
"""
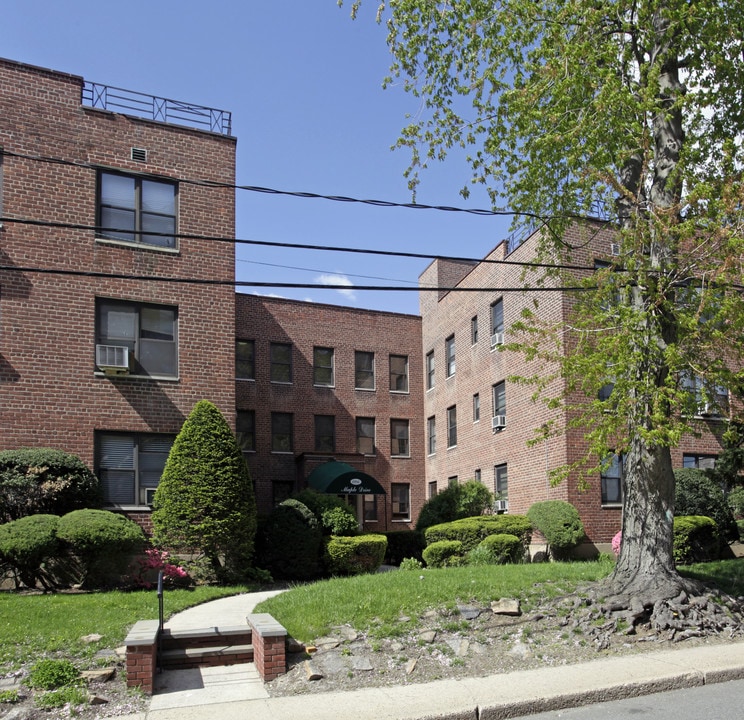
131;147;148;163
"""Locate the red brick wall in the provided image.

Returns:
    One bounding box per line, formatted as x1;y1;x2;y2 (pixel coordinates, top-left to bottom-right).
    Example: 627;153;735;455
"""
235;294;425;530
0;59;236;506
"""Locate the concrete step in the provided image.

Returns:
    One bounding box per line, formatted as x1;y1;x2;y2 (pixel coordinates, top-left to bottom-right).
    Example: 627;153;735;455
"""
161;643;254;670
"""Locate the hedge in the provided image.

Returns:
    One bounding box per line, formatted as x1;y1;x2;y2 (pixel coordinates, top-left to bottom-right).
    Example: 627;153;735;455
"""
476;533;523;564
422;540;465;568
527;500;585;557
324;534;387;576
673;515;720;565
424;515;532;552
0;514;60;589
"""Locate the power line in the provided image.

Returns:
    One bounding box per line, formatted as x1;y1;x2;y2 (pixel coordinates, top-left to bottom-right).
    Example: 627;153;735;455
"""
0;264;596;292
0;216;600;273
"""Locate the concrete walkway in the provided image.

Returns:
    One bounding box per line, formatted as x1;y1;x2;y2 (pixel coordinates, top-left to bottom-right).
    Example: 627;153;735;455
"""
122;592;744;720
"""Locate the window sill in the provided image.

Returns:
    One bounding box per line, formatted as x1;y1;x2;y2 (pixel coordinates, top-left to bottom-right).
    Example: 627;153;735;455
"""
95;237;179;254
94;371;179;382
391;455;411;460
104;504;152;512
601;503;622;509
355;387;377;392
270;381;293;386
314;384;336;389
390;390;410;396
271;451;294;455
236;377;256;383
392;518;411;523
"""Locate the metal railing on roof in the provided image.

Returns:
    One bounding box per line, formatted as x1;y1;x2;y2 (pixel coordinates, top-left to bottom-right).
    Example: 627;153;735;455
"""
81;81;232;136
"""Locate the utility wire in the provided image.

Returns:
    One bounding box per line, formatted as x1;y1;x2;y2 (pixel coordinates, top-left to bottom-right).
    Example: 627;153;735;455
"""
0;217;601;273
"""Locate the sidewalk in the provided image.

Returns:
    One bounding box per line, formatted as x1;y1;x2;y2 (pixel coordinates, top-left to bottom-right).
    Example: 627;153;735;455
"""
123;593;744;720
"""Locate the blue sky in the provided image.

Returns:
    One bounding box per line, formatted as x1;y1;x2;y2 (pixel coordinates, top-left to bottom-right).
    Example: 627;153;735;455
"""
3;1;512;315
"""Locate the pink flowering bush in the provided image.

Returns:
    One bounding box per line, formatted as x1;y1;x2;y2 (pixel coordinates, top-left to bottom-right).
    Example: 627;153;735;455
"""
611;531;622;557
129;547;191;589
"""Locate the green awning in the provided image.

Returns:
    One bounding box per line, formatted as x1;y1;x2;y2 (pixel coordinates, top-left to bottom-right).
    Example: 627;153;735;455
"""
306;461;386;495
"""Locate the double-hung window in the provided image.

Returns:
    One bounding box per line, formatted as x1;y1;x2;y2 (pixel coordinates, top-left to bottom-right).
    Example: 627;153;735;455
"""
236;340;255;380
96;432;174;506
390;419;410;457
391;483;410;521
356;417;376;455
355;351;375;390
492;381;506;420
236;409;255;453
425;351;435;390
473;393;480;422
447;405;457;447
601;454;623;504
313;347;334;386
271;412;293;453
427;416;436;455
494;463;508;500
98;171;177;248
314;415;335;452
471;316;479;344
445;335;456;376
270;343;292;383
490;299;504;336
96;300;177;377
389;354;409;393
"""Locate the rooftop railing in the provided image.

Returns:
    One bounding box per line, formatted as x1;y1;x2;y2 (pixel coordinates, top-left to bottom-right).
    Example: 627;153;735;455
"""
81;81;232;136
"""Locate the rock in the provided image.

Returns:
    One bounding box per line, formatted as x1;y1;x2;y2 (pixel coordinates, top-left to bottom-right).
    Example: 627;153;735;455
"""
332;626;358;642
314;635;341;649
80;633;103;643
419;630;437;643
457;604;481;620
405;658;418;675
491;599;521;616
114;646;127;659
0;676;20;690
88;693;109;705
1;706;35;720
398;615;411;623
82;667;116;683
351;656;373;671
93;648;118;660
304;661;323;681
390;641;404;652
509;641;532;659
446;638;469;657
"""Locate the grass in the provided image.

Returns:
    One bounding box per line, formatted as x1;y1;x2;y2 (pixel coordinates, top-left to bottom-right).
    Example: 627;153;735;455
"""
0;585;249;668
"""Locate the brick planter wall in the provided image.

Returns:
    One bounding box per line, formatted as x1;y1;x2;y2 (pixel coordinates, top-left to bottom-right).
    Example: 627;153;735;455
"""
248;613;287;681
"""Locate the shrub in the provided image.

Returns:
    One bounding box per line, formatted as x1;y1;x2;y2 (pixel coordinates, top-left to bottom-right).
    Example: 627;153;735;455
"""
527;501;585;558
673;515;720;564
324;534;387;576
415;480;493;531
422;540;464;568
399;557;424;571
612;530;622;557
383;530;425;565
424;515;532;553
0;448;101;523
25;659;80;690
0;514;60;589
152;400;257;581
57;509;145;588
256;499;322;580
728;486;744;520
129;547;191;589
0;689;19;704
35;686;88;710
292;490;358;535
470;533;522;565
675;468;738;541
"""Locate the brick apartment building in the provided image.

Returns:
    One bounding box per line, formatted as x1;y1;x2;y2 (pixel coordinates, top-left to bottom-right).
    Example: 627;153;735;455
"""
420;222;728;545
0;57;728;548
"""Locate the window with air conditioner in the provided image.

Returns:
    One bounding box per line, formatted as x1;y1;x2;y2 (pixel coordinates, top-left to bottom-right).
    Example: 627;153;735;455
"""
96;432;174;506
492;381;506;429
97;170;177;248
490;299;504;348
494;463;508;511
96;300;177;377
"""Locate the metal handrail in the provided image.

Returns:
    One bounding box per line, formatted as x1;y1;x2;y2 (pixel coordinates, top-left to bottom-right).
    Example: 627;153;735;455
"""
82;81;232;136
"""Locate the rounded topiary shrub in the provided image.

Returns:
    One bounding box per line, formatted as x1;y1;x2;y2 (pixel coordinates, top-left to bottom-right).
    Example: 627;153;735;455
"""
292;490;358;536
472;533;523;565
673;515;720;565
424;515;532;553
675;468;738;541
0;448;101;523
415;480;493;532
324;534;387;576
0;514;60;589
57;509;145;588
422;539;464;568
527;500;585;558
256;499;322;580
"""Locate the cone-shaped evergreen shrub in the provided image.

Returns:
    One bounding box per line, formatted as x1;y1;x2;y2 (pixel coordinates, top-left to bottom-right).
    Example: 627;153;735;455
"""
152;400;257;580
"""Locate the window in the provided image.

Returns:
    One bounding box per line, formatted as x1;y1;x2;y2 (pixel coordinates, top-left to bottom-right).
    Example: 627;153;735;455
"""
355;351;375;390
494;463;508;498
313;347;334;387
389;354;409;393
448;476;458;487
96;300;177;377
236;410;255;453
447;405;457;447
364;495;378;522
270;343;292;383
471;316;479;344
391;483;410;521
426;351;435;390
681;372;729;416
390;419;410;457
601;454;623;504
96;432;174;506
428;481;438;498
473;393;480;422
598;382;614;401
236;340;255;380
474;468;481;482
427;416;436;455
492;381;506;418
98;171;177;248
271;412;293;453
683;454;717;470
356;417;375;455
445;335;456;377
314;415;335;452
490;299;504;335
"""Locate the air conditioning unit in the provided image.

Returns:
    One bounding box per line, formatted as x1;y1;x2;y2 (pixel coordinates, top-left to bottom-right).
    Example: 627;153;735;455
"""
699;403;715;417
144;488;157;506
490;332;505;348
492;415;507;431
610;242;621;256
494;499;509;512
96;344;130;374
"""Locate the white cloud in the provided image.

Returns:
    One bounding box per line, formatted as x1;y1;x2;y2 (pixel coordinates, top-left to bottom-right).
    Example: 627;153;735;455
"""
316;273;356;301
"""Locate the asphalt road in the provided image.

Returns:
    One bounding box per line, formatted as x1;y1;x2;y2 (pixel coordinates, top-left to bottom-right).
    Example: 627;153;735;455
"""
515;679;744;720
